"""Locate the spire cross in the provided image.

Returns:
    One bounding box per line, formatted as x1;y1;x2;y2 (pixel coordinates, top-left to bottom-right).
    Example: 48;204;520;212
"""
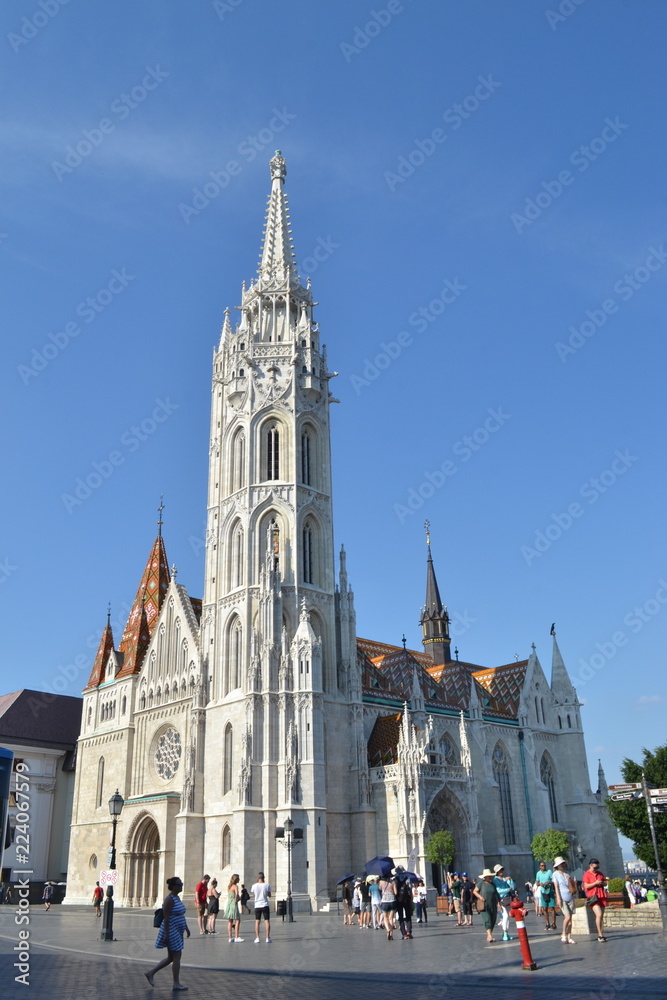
157;495;165;537
107;602;111;627
402;634;407;650
424;520;431;546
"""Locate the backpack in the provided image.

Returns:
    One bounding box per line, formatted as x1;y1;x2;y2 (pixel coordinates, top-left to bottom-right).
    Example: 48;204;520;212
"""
395;877;413;908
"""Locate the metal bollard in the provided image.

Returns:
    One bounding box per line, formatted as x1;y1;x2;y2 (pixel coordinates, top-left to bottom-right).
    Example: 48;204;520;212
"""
510;897;537;971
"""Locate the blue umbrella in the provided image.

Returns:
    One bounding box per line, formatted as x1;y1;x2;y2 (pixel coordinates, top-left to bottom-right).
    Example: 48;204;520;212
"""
404;871;421;884
364;855;394;877
336;873;358;886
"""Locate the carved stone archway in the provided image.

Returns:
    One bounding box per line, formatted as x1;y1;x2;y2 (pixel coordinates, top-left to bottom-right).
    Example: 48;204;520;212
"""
425;787;470;878
125;813;161;907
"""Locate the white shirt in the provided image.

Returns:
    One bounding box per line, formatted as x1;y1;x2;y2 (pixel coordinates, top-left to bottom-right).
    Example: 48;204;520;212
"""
552;869;573;903
251;882;271;907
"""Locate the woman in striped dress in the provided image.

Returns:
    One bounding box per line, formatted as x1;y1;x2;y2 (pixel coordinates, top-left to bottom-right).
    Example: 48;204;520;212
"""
144;876;190;991
225;873;243;943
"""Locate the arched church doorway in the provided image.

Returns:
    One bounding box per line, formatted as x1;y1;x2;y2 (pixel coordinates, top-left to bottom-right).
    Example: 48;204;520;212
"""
126;814;161;907
424;788;468;890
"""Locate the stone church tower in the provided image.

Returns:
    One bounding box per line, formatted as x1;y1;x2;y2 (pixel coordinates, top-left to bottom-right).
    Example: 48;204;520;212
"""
199;149;360;901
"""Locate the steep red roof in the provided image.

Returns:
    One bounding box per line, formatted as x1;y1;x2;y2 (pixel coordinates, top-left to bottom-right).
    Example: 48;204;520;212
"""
368;713;402;767
84;622;115;691
116;535;170;679
472;661;528;718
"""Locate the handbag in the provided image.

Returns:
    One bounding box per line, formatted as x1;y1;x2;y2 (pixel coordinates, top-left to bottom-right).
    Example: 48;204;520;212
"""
153;908;164;927
475;895;486;912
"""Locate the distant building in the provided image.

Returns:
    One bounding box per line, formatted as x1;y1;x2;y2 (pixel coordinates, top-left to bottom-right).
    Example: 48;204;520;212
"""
0;690;81;884
64;153;622;906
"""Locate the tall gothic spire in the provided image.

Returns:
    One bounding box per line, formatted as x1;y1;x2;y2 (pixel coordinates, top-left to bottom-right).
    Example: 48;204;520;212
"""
550;630;577;703
116;534;170;678
420;521;451;666
258;151;298;282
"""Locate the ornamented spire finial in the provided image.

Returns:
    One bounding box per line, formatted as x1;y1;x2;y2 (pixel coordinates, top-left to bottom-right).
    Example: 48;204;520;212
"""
402;634;407;650
171;563;178;581
424;519;431;546
107;602;111;627
269;149;286;186
157;495;165;537
454;646;459;662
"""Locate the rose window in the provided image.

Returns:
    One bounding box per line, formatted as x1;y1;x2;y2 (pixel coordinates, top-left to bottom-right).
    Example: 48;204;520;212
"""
155;727;182;780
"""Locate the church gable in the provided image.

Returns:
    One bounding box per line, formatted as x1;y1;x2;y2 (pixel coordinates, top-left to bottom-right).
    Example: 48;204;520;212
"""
136;579;201;712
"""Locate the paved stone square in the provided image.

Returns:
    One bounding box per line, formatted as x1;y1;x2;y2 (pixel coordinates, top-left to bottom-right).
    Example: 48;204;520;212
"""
0;905;664;999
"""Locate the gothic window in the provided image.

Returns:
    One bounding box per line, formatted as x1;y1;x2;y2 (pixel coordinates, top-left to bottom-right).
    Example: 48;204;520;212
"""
181;640;188;675
541;697;546;723
155;727;182;780
540;753;559;824
231;618;242;690
97;757;105;808
265;517;280;573
302;522;313;584
492;744;516;844
232;524;244;588
534;696;540;724
87;706;92;727
267;424;280;480
301;431;311;485
558;716;562;729
156;687;162;706
567;714;572;728
221;825;231;868
121;695;126;715
440;733;459;765
140;692;146;710
231;429;245;492
223;724;233;794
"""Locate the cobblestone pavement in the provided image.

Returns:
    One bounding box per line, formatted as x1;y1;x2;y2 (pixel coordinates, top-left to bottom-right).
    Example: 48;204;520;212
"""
0;906;664;999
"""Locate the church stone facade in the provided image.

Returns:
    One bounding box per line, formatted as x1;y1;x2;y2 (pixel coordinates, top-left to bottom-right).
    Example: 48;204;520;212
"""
65;153;621;906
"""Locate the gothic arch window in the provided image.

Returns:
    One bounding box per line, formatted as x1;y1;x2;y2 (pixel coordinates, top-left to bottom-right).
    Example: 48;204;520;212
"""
301;430;312;486
221;825;231;868
567;714;572;728
149;689;154;707
558;716;562;729
121;695;127;715
267;423;280;480
540;752;559;824
440;733;459;765
156;687;162;706
140;692;146;710
87;706;92;727
181;640;188;675
96;757;105;808
231;618;242;690
231;522;244;589
231;428;245;492
302;521;313;584
223;724;233;794
534;696;540;724
492;743;516;844
540;697;546;724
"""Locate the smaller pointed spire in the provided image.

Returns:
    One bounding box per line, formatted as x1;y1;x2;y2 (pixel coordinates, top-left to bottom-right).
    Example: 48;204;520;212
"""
420;524;451;666
85;616;116;690
258;152;299;282
550;631;577;702
219;308;233;349
597;759;609;797
116;533;170;678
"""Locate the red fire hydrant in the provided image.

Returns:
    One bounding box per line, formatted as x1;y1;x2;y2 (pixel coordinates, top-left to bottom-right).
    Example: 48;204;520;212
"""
510;897;537;971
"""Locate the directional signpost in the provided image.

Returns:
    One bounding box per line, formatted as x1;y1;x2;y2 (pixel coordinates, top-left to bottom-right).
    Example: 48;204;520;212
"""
608;783;643;792
610;791;639;801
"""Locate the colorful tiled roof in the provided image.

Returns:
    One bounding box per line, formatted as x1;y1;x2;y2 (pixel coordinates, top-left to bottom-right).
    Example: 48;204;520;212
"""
117;536;170;679
367;713;402;767
84;622;115;691
472;661;528;718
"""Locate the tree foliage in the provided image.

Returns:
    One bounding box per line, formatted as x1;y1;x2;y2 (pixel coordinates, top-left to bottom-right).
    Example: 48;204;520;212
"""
424;830;455;869
606;744;667;871
531;828;570;865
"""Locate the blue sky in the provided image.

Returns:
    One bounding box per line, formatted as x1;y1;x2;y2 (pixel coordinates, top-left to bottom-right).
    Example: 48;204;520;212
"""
2;1;665;860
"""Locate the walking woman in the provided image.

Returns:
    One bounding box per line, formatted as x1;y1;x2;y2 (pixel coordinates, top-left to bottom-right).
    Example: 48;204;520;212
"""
379;875;397;939
225;873;243;943
206;878;220;934
473;869;500;944
144;876;190;991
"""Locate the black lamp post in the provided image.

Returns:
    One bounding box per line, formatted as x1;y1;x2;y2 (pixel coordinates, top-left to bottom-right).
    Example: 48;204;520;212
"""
101;789;124;942
275;817;302;923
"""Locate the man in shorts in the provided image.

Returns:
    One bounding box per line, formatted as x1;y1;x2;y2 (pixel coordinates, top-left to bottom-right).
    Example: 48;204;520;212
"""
450;872;463;925
251;872;272;943
194;874;210;935
92;881;104;917
552;856;576;944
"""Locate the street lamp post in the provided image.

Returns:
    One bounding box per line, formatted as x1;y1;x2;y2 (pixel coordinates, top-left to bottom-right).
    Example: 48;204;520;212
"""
101;789;124;942
275;817;302;923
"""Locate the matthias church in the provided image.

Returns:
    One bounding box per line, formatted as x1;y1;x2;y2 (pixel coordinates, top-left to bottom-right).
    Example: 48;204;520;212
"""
66;153;621;906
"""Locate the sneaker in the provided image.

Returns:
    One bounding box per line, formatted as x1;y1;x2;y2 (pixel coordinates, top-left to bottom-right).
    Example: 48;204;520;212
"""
254;937;260;944
265;938;271;943
234;938;244;943
228;938;234;943
561;936;568;943
502;933;512;941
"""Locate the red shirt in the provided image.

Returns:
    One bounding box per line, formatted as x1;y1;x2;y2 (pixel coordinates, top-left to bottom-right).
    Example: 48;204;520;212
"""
195;881;208;905
582;869;607;902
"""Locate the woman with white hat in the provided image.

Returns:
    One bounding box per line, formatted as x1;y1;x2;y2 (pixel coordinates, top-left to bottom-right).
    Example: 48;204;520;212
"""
552;857;576;944
472;869;500;943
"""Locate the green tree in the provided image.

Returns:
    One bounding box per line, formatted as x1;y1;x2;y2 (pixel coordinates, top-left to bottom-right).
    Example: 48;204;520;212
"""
531;828;570;865
607;744;667;871
424;830;456;872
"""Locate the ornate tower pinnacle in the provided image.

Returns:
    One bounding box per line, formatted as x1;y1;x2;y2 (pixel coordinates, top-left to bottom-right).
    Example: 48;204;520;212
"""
419;524;451;666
